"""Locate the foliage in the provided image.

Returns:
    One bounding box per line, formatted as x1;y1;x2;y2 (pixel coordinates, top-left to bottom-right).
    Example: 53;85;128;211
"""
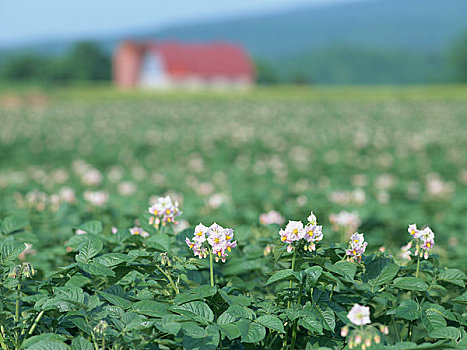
449;31;467;82
0;42;110;83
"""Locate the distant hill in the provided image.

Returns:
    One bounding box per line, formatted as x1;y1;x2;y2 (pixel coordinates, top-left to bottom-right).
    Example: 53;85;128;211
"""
1;0;466;84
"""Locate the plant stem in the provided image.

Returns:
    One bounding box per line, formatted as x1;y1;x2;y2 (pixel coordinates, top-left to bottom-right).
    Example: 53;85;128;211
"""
209;249;214;287
0;331;7;350
290;285;303;350
15;283;21;323
102;335;105;350
155;265;179;294
28;310;45;335
415;255;420;278
283;249;298;350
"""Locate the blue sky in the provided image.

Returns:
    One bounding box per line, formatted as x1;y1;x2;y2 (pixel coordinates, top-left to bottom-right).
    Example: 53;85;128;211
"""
0;0;360;47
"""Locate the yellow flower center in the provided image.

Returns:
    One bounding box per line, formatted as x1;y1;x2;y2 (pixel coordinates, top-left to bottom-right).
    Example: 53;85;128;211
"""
214;238;220;244
427;242;431;248
196;232;203;236
166;209;171;214
218;251;221;257
354;239;359;243
226;235;231;240
281;236;287;241
293;229;298;234
227;247;231;252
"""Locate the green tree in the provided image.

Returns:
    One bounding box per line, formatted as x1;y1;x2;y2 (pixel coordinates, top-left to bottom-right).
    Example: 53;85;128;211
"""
0;54;50;81
254;58;279;85
450;32;467;82
64;41;111;81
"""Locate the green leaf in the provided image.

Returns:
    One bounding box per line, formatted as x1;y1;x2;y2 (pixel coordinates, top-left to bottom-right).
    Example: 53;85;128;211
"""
171;301;214;323
438;269;466;287
429;327;461;341
71;337;93;350
299;315;324;335
78;220;103;234
25;340;70;350
0;241;25;264
217;310;238;325
305;266;323;286
256;315;285;333
453;292;467;304
181;324;219;350
395;300;420;321
394;277;428;291
146;233;170;252
93;253;128;267
218;323;241;340
325;261;356;282
22;334;67;348
97;291;132;309
236;319;266;343
369;263;399;286
78;262;115;277
265;269;299;286
76;238;103;263
1;216;29;234
55;287;85;307
314;307;335;331
422;307;447;333
132;300;170;317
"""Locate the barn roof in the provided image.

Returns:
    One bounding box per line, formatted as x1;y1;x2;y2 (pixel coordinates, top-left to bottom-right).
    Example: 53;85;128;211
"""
145;41;253;79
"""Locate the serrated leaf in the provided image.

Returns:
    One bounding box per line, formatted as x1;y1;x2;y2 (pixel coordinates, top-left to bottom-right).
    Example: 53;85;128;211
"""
315;307;335;331
394;277;428;291
97;291;132;309
76;238;103;263
305;266;323;286
265;269;299;286
93;253;128;267
422;307;447;333
256;315;285;333
369;263;399;286
299;315;324;334
71;336;93;350
395;300;420;321
325;261;356;282
1;216;29;234
78;220;103;235
218;323;241;340
25;340;70;350
132;300;170;317
22;334;67;348
171;301;214;323
78;262;115;277
236;319;266;343
429;327;461;341
146;233;170;252
0;241;25;264
438;269;466;287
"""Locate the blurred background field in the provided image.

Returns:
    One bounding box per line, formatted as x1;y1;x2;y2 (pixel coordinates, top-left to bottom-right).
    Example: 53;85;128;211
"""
1;86;466;272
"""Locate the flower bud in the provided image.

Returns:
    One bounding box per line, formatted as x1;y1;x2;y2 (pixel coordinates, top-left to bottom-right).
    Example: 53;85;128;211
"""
374;335;381;343
355;335;362;344
340;327;348;337
21;262;35;278
93;320;108;334
8;265;21;279
365;338;372;347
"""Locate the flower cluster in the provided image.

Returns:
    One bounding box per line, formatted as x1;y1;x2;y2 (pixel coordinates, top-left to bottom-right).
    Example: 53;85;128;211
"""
341;304;388;350
185;223;237;262
148;196;181;227
407;223;435;259
129;226;149;238
259;210;285;225
346;232;368;263
279;211;323;253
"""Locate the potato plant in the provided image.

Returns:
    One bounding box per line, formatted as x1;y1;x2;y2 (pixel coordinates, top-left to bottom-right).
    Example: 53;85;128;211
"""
0;200;465;349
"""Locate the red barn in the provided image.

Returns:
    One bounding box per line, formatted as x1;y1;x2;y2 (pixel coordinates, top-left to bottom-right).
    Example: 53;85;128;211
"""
113;40;255;89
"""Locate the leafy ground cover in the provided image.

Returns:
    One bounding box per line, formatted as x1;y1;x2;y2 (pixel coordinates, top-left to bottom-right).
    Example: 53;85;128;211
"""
0;86;466;349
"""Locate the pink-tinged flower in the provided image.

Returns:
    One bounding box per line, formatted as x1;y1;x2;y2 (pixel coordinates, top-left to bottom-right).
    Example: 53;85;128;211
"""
346;232;367;263
148;195;181;227
347;304;371;326
84;190;108;207
129;226;149;238
284;221;305;241
259;210;285;225
193;223;208;243
408;223;419;238
76;229;87;235
340;327;349;337
329;211;361;235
